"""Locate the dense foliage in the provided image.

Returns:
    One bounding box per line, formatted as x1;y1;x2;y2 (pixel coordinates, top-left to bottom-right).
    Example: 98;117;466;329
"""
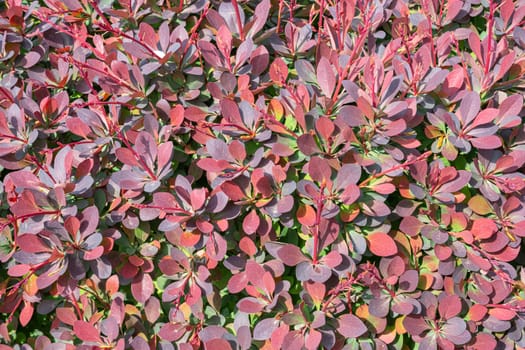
1;0;525;348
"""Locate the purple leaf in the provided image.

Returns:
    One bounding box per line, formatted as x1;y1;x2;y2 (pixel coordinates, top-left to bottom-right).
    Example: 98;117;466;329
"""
337;314;367;338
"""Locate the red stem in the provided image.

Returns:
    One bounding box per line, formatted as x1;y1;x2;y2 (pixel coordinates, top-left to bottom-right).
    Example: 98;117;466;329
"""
117;130;158;181
0;133;27;143
328;7;373;113
312;183;326;265
132;203;192;215
484;0;496;77
231;0;245;41
359;151;433;187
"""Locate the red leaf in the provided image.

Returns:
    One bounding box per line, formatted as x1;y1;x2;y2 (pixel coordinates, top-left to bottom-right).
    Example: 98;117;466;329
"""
106;275;120;295
205;339;232;350
277;244;308;266
221;181;246;201
315;117;334;139
467;304;487;322
73;320;102;343
66;117;91;138
170;105;184;127
84;246;104;260
16;234;49;253
184;106;208;122
308;157;331;183
322;251;342;268
470;135;502;149
305;282;325;304
269;58;288;85
367;233;398;256
305;329;322;350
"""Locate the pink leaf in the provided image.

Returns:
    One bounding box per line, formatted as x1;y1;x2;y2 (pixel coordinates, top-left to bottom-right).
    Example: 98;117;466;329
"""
237;297;265;313
115;147;140;167
471;218;497;239
73;320;102;343
243;210;260;235
471;135;502;149
400;216;423;236
277;244;308;266
190;188;207;211
131;272;154;304
19;302;34;327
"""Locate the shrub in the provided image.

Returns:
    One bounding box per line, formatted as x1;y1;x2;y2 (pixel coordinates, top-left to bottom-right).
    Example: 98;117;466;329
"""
0;0;525;349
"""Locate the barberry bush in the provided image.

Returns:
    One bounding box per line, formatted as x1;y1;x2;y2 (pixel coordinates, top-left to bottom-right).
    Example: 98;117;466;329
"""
1;0;525;348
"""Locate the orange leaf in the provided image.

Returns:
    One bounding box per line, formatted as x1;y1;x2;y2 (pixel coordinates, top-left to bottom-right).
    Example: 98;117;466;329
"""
367;233;398;256
297;204;316;227
180;230;201;247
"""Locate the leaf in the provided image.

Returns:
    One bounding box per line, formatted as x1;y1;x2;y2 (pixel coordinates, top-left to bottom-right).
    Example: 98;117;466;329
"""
471;218;497;239
400;216;423;236
237;297;264;313
205;339;232;350
248;0;270;38
115;147;140;167
459;92;481;125
297;204;316;226
488;307;516;321
17;234;49;253
308;157;331;183
317;57;335;96
19;302;34;327
242;210;260;235
439;295;462;319
403;316;430;336
180;230;201;247
239;236;257;256
305;329;322;350
269;58;288;85
56;307;77;326
367;233;398;256
73;320;102;343
253;318;279;340
337;314;367;338
277;244;308;266
131;272;154;304
468;195;492;215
